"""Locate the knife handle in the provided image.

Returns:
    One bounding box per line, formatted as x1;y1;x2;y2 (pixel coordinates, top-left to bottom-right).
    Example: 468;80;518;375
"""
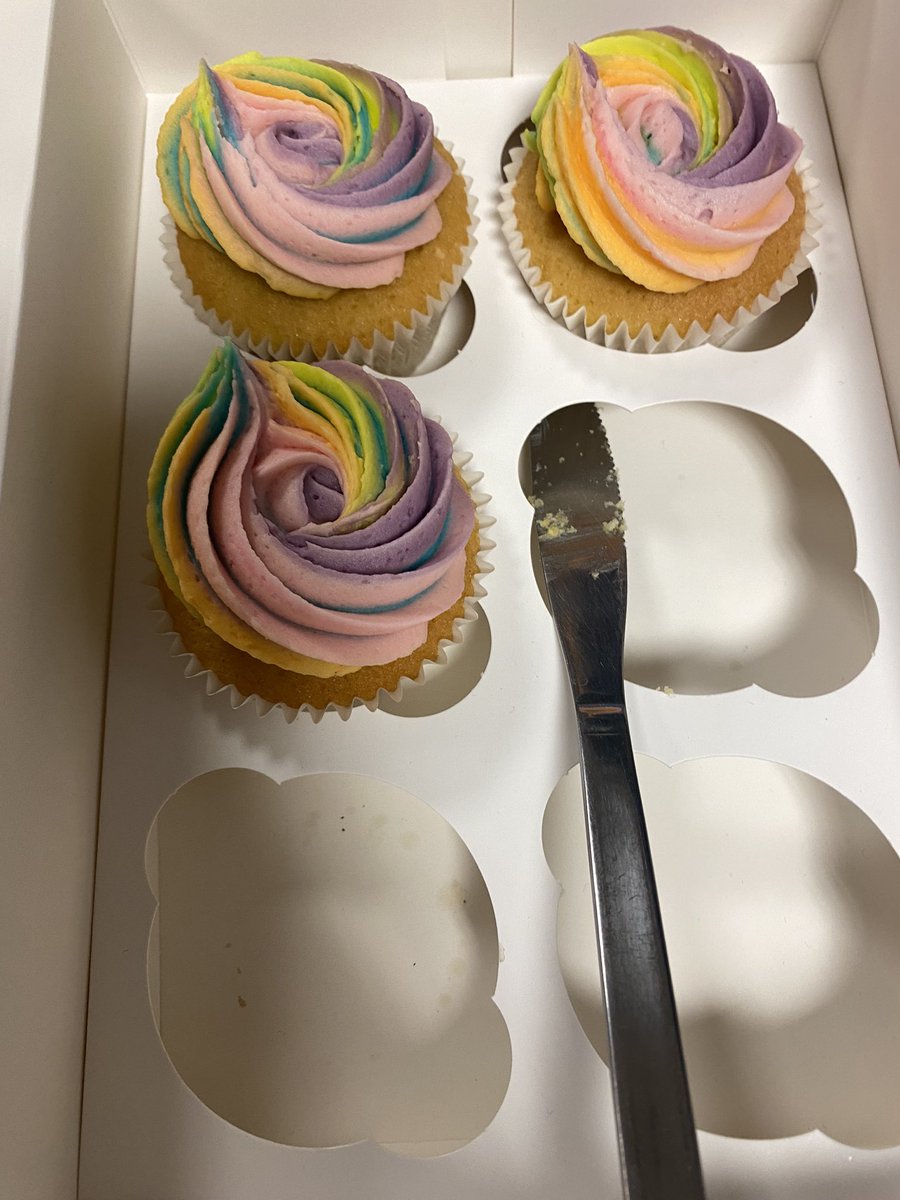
577;709;705;1200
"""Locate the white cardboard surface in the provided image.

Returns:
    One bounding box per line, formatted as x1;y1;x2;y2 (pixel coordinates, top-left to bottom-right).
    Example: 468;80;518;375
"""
103;0;513;90
78;65;900;1199
0;0;144;1196
819;0;900;438
511;0;840;74
0;0;53;475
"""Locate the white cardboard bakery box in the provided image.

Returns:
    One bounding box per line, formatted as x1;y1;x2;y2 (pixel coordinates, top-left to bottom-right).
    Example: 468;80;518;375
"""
3;1;900;1197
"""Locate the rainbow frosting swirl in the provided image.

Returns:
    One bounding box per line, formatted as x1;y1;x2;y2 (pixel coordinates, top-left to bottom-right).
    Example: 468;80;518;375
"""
527;28;803;292
148;344;475;678
157;53;453;298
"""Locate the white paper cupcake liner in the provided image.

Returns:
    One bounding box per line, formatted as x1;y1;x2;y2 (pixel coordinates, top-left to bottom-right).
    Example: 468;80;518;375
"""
147;435;494;724
161;141;477;376
499;144;821;354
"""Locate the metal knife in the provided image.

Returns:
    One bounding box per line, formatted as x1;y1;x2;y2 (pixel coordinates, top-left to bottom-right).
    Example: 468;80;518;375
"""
527;402;705;1200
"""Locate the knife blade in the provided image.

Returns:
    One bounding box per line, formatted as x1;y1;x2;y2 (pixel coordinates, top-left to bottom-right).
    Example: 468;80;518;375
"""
527;402;705;1200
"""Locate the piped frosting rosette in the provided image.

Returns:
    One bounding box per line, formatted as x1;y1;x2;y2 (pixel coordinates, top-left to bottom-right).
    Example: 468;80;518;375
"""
158;53;453;297
148;343;486;716
499;27;818;350
158;54;475;372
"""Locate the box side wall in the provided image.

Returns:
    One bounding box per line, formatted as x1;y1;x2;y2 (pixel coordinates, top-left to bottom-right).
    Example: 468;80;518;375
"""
443;0;512;79
511;0;841;74
0;0;54;476
102;0;512;91
0;0;145;1194
819;0;900;438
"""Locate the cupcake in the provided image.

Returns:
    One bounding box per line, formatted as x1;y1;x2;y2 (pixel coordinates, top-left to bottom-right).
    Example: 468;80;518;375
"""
147;342;487;717
500;28;816;351
157;54;475;373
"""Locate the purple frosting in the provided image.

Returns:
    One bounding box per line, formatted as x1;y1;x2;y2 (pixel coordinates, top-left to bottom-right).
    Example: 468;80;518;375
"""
656;27;798;187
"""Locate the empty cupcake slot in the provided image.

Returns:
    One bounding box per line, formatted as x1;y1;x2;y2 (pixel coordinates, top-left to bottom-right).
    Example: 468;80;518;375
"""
517;401;878;696
544;757;900;1147
379;602;491;718
145;769;510;1154
718;268;818;351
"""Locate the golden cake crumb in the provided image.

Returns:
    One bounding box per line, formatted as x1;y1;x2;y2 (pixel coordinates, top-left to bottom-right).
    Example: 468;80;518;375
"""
537;510;576;538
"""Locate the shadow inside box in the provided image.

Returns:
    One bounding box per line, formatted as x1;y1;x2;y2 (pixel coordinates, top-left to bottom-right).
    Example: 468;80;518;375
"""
519;400;878;698
146;768;511;1155
499;116;534;177
714;1167;900;1200
401;281;476;377
544;757;900;1148
717;268;817;351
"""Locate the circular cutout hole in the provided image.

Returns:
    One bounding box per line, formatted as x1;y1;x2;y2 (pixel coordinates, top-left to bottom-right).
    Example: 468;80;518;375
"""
147;769;511;1155
544;756;900;1147
382;281;475;378
379;603;491;717
517;401;878;697
718;267;818;351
